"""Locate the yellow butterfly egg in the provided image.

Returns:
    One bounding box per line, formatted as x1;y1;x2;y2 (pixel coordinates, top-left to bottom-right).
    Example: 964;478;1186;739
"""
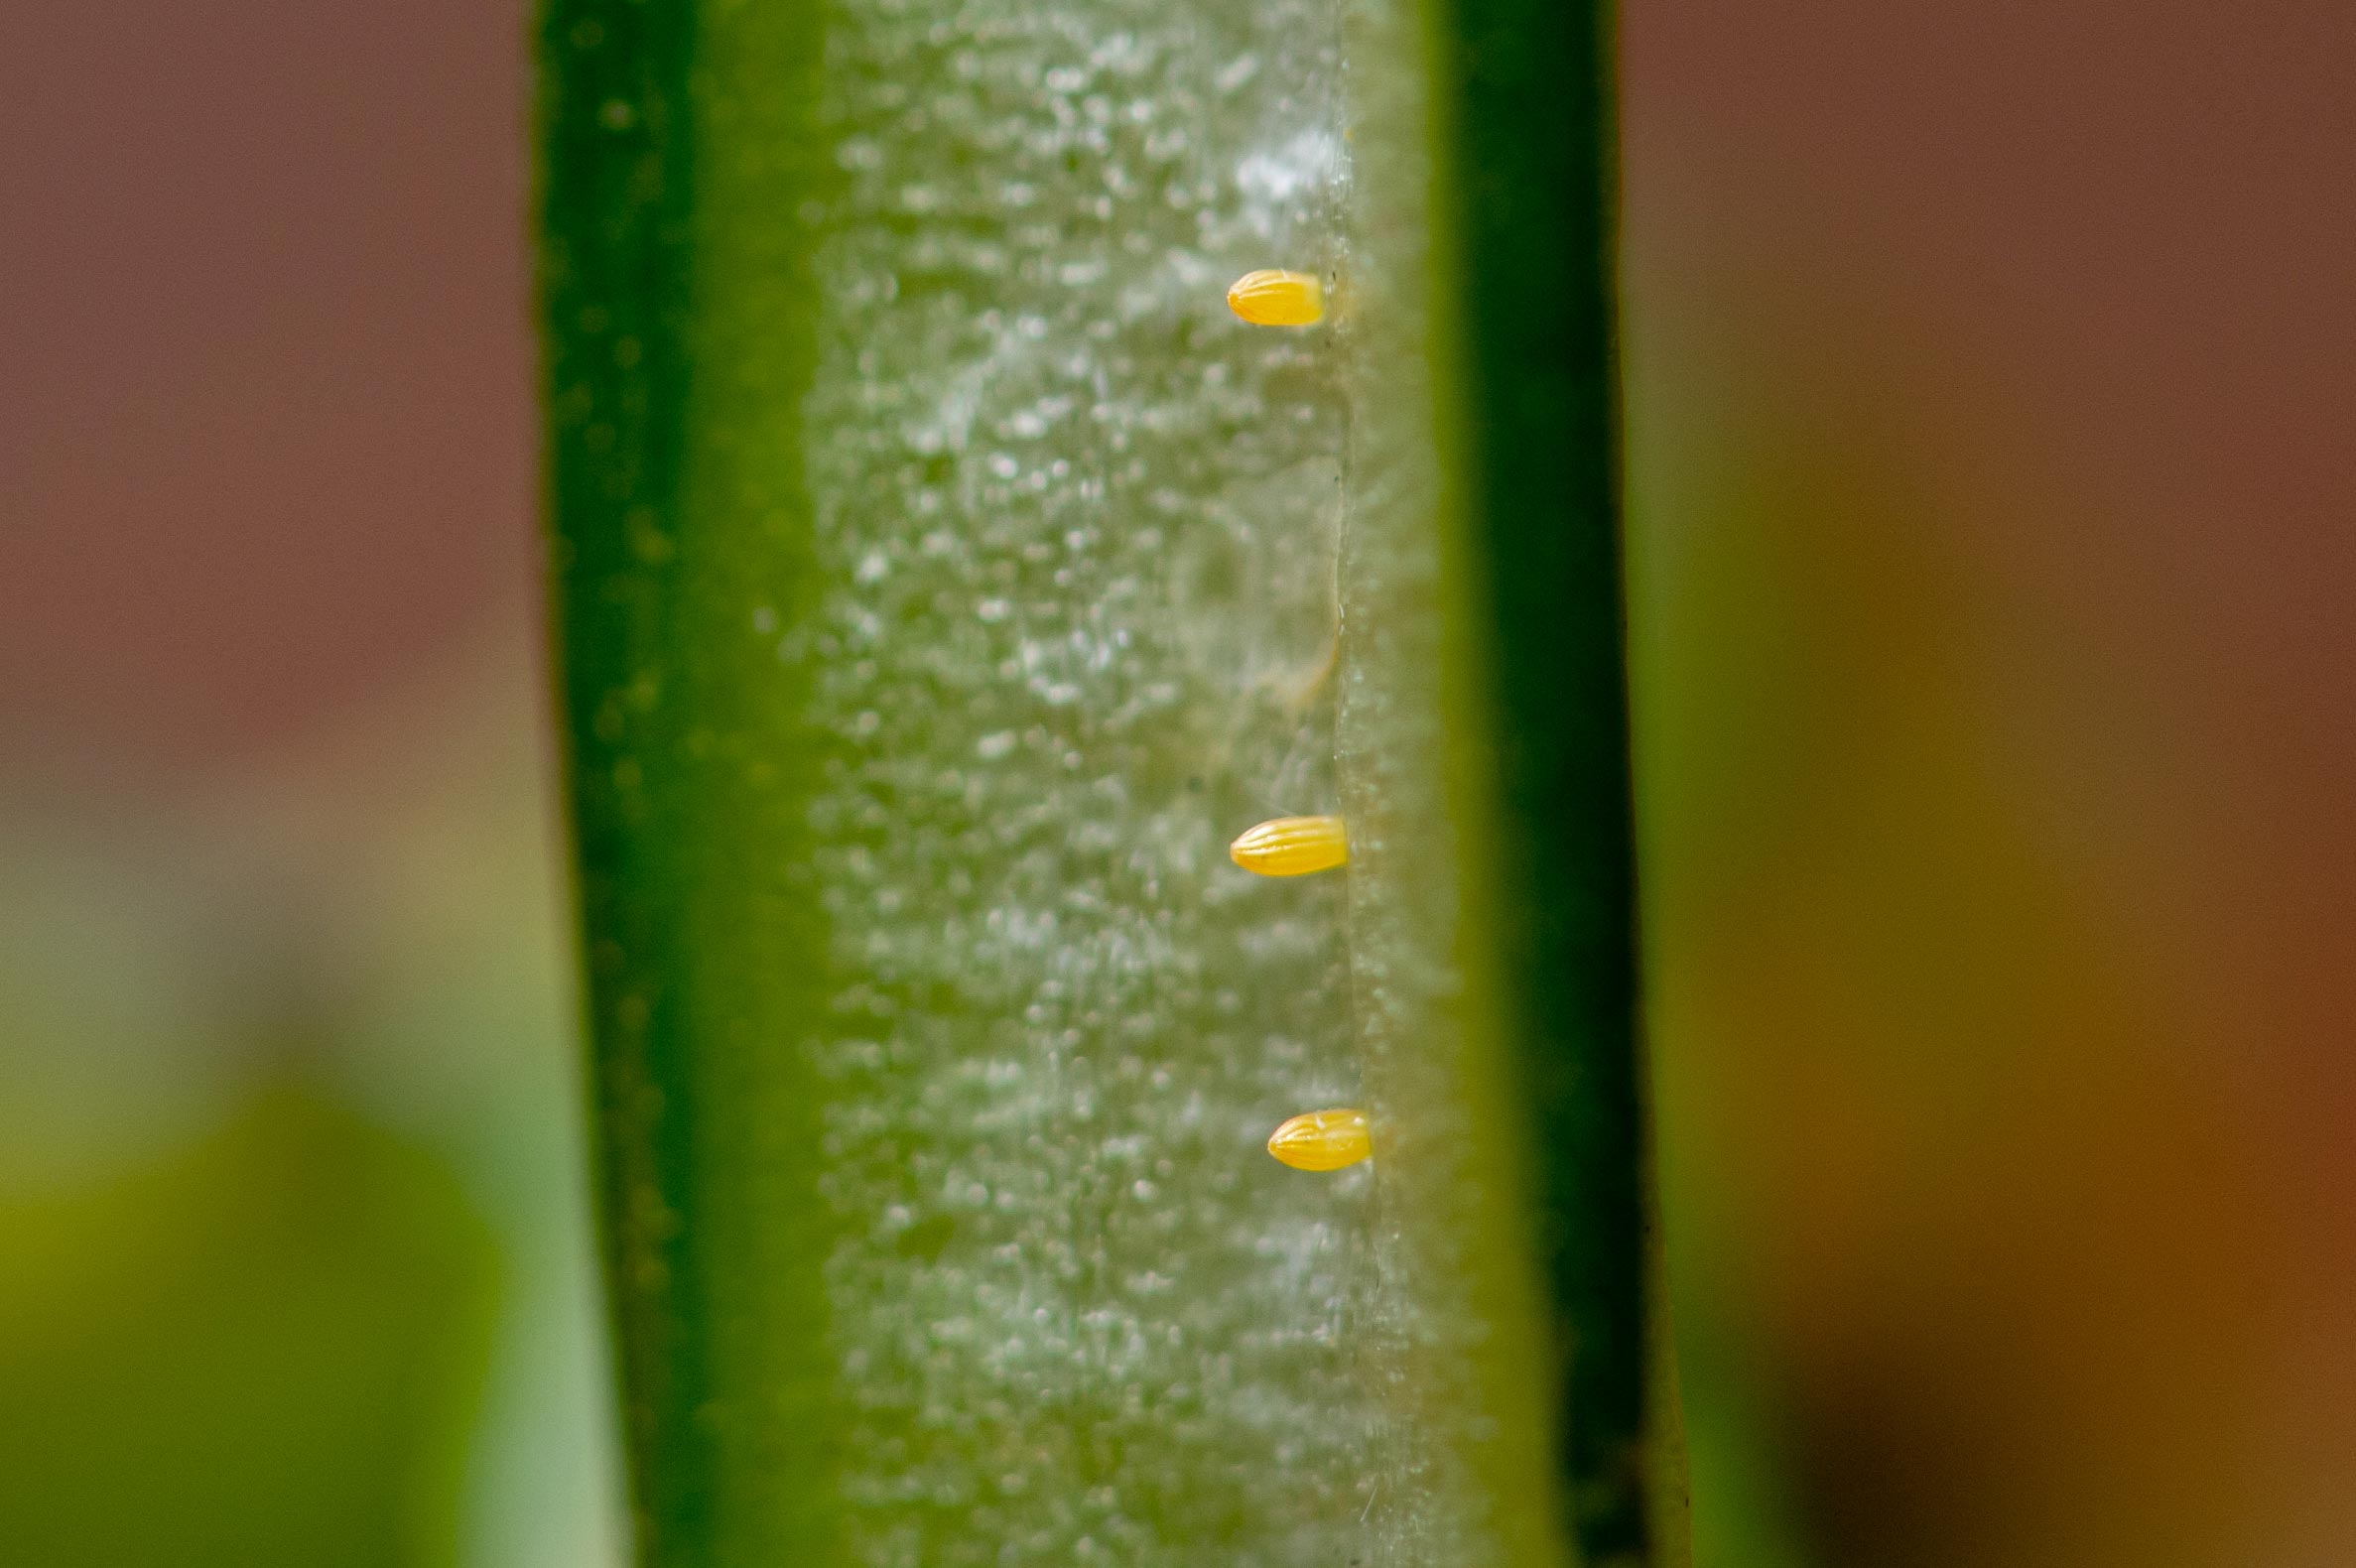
1267;1109;1373;1171
1229;815;1350;877
1226;268;1326;327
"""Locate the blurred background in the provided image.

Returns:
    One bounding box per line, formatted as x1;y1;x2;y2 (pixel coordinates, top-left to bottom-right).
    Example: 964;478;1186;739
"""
0;4;617;1564
1;0;2348;1563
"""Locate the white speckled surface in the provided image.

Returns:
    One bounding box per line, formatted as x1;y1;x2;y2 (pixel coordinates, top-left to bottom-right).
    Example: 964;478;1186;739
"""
796;3;1378;1562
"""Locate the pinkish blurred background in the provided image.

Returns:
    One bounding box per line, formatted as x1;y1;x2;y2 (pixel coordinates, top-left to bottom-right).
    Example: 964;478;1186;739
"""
2;0;2349;1561
1625;1;2356;1562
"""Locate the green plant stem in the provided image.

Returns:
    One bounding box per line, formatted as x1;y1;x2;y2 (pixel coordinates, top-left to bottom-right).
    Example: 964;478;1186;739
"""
540;0;1682;1560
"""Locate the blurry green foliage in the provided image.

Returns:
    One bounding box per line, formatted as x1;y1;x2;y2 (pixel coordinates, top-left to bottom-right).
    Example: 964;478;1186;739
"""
0;659;618;1568
0;1087;497;1566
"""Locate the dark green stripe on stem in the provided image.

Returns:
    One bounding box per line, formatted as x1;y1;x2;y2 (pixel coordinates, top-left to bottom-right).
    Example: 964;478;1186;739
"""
538;1;842;1562
1433;0;1667;1557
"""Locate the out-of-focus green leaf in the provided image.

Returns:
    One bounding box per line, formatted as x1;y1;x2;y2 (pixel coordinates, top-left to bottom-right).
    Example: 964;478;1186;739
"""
0;1087;499;1567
